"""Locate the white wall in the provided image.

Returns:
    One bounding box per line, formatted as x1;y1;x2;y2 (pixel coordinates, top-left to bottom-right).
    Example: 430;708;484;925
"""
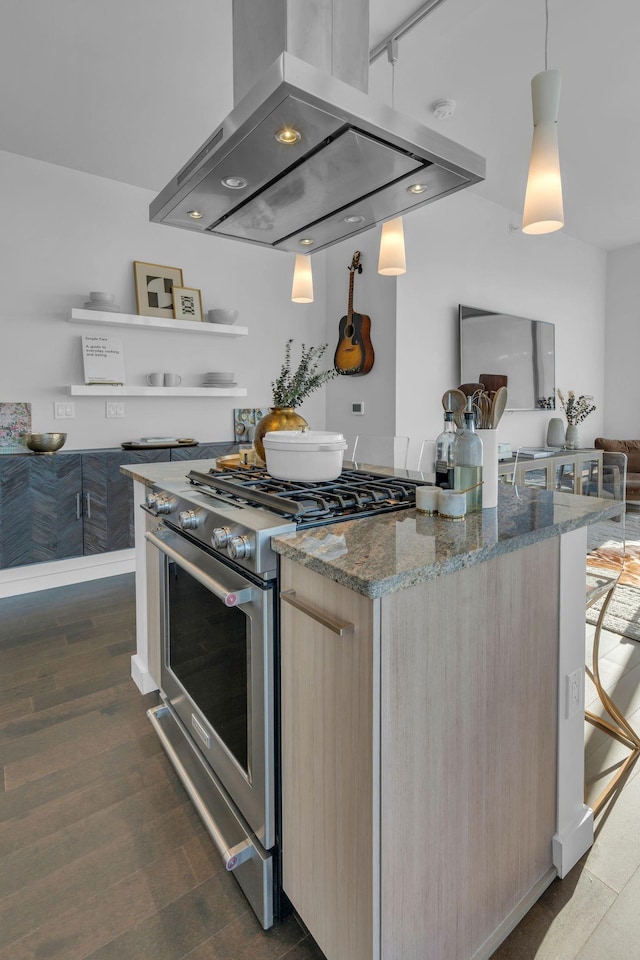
0;149;611;460
324;230;397;458
395;189;607;451
604;243;640;438
0;150;328;450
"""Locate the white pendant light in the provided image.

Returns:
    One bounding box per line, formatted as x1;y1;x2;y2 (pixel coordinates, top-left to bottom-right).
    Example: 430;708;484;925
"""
291;254;314;302
522;1;564;234
522;69;564;234
377;43;408;277
378;217;407;275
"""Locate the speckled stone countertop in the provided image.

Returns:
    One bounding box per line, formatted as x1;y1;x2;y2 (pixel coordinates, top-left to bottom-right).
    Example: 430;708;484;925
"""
121;460;622;599
272;485;622;598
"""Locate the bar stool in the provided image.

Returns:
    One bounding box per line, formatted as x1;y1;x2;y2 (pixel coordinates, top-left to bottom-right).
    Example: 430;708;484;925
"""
351;436;409;470
585;451;640;814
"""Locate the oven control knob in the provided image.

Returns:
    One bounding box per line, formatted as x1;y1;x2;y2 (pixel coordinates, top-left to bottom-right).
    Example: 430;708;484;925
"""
228;535;252;560
212;526;232;548
146;493;159;510
178;509;200;530
154;496;175;515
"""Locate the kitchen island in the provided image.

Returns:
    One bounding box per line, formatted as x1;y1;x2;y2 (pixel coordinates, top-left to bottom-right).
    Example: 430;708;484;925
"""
121;459;620;960
271;485;620;960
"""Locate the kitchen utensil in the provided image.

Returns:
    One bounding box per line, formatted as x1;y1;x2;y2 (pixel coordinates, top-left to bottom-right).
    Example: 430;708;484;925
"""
471;389;492;429
206;309;239;325
263;430;347;481
456;479;484;495
479;373;508;394
24;432;67;454
490;386;508;428
458;382;484;397
441;389;467;428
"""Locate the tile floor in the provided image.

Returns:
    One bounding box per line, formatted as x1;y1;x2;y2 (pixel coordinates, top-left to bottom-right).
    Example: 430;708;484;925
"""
492;619;640;959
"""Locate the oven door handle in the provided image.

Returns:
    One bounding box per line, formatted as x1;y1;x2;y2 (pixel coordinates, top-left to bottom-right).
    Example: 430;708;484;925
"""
148;705;254;871
145;529;256;606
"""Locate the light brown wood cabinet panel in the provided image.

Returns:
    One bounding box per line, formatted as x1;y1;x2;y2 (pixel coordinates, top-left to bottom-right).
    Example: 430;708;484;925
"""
280;535;559;960
280;559;378;960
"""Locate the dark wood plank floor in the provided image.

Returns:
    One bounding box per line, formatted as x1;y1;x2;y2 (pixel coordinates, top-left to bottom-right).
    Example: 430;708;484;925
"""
0;575;324;960
7;575;635;960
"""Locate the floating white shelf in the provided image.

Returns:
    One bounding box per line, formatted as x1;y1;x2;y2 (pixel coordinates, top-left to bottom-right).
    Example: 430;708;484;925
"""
69;385;247;397
69;308;248;336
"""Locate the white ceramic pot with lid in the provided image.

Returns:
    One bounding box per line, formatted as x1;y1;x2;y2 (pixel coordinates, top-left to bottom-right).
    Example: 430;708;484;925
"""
263;430;347;481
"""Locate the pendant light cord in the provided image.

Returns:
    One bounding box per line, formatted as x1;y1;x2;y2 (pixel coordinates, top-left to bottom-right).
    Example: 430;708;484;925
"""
545;0;549;70
386;38;399;108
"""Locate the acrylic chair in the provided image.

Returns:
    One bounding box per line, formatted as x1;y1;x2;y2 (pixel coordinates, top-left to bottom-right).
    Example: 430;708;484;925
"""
414;440;436;483
584;451;640;814
351;435;409;471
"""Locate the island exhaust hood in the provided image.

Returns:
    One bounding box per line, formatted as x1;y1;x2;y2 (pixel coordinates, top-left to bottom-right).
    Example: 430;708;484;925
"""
150;0;485;254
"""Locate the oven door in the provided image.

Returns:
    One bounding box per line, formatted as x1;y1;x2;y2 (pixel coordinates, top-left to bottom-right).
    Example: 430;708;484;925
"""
145;525;276;852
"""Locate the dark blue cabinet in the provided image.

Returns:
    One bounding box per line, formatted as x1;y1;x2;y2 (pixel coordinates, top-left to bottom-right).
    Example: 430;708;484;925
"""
82;449;171;555
0;448;171;568
0;454;84;567
0;443;236;568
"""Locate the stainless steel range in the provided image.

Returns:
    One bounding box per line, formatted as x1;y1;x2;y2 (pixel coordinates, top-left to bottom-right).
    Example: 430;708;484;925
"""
144;465;425;928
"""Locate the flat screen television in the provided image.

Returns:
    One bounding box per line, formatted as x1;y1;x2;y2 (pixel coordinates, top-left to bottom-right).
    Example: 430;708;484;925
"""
459;305;555;411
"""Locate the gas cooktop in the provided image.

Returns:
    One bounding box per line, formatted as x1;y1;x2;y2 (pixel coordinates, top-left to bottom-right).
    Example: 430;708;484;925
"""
146;465;428;580
186;465;425;528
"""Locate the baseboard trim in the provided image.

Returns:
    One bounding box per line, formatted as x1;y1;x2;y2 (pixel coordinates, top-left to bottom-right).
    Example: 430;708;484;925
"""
131;653;159;694
552;805;594;878
469;866;557;960
0;550;135;598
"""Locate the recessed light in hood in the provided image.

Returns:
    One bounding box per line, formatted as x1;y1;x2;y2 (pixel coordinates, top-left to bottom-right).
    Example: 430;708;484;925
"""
149;2;485;254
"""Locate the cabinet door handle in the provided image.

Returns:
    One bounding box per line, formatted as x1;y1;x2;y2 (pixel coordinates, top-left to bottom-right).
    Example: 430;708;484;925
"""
280;589;354;636
76;493;82;520
85;492;91;518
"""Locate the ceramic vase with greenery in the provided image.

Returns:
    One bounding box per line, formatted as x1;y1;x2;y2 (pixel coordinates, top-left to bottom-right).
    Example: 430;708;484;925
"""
557;389;596;449
254;340;338;462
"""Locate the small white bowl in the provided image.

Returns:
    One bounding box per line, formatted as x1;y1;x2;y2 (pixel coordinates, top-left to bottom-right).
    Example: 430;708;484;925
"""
89;291;115;302
207;308;239;325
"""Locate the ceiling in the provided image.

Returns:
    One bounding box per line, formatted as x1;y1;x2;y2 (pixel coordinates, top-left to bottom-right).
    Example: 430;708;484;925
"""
1;0;638;251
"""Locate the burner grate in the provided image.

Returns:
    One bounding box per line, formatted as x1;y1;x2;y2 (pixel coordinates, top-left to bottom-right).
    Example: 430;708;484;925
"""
187;466;427;525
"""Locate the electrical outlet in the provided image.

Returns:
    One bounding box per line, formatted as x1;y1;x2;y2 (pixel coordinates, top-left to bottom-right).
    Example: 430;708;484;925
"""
54;401;75;419
105;401;125;418
566;668;582;719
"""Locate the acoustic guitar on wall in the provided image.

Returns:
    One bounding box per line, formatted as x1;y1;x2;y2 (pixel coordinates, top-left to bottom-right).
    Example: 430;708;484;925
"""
334;251;375;376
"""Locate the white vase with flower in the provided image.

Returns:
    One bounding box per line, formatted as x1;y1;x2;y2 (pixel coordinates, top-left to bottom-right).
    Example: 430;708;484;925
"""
556;389;596;450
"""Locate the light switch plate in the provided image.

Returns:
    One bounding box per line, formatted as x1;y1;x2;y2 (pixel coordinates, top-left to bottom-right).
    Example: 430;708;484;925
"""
54;401;75;419
106;401;125;418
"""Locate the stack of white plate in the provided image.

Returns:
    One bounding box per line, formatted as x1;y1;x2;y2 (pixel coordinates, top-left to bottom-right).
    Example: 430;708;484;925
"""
83;291;121;312
202;371;236;387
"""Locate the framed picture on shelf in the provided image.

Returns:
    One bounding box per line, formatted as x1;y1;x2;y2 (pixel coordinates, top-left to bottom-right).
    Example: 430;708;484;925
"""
172;286;203;323
133;261;184;318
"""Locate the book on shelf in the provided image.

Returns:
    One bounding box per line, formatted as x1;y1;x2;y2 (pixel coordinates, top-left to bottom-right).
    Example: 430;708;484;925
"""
81;335;126;385
517;447;558;459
